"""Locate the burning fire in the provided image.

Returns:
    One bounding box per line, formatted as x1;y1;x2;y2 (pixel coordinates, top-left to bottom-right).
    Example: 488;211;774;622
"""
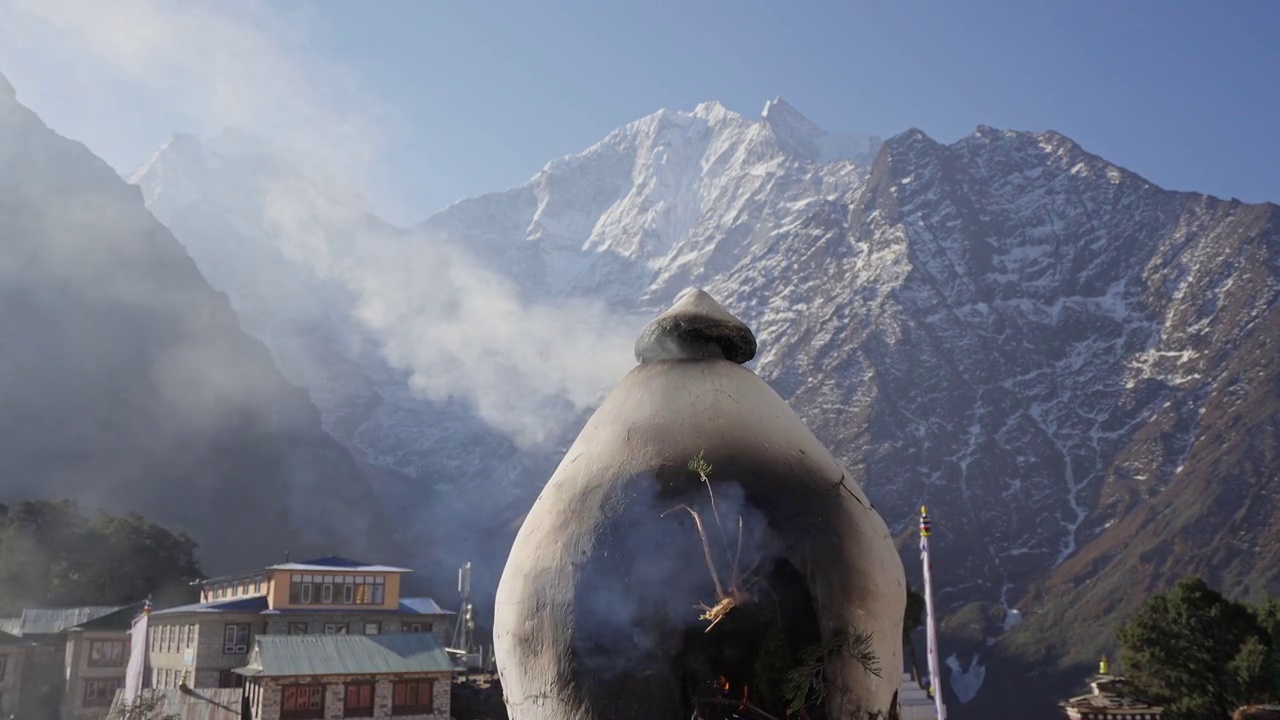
715;677;750;712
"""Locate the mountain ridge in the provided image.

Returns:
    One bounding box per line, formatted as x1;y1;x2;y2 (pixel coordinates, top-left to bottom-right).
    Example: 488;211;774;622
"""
0;72;414;577
130;97;1279;714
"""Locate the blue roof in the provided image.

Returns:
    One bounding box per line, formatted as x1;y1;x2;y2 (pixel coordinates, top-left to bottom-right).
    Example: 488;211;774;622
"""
236;633;455;677
399;597;454;615
152;597;269;616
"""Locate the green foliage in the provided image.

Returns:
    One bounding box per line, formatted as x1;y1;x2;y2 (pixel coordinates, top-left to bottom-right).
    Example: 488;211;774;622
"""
783;628;882;715
1117;577;1278;720
688;450;713;479
904;586;925;643
750;622;795;715
904;586;926;686
0;499;203;611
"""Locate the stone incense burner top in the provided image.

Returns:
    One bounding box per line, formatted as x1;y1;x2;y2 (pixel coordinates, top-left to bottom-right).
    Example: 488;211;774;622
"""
493;289;906;720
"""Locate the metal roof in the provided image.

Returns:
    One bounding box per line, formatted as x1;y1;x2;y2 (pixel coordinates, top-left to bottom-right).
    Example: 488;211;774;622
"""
265;562;414;573
152;596;269;616
0;630;34;647
154;596;451;617
7;606;126;635
399;597;454;615
235;633;455;677
111;688;243;720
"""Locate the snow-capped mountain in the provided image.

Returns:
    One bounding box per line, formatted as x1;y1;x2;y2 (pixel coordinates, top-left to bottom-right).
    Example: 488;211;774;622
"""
132;97;1279;709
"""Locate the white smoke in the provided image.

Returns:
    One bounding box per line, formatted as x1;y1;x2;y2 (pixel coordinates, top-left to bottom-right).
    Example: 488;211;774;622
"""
0;0;639;448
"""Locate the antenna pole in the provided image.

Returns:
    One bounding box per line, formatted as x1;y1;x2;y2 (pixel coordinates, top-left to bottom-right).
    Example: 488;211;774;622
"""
451;562;475;657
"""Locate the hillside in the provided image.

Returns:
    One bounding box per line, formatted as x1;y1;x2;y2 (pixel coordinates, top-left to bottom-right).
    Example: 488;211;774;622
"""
0;72;405;575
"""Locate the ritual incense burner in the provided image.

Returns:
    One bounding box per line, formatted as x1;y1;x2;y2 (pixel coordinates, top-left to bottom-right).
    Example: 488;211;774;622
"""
493;289;906;720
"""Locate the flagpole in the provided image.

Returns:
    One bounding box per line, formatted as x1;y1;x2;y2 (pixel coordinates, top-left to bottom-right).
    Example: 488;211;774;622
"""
123;597;153;704
920;507;947;720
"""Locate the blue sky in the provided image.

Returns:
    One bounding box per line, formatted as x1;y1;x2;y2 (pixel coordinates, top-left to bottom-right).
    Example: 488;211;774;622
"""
1;0;1276;224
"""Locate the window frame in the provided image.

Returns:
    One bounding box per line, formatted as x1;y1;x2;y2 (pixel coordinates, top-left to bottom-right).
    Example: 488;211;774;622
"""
363;622;380;635
288;622;308;635
87;639;126;668
343;682;376;716
83;678;122;708
391;680;434;715
281;684;326;720
223;623;250;654
323;623;348;635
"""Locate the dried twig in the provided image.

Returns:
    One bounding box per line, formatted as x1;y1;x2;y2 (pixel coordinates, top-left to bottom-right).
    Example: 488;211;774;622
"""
693;696;780;720
663;504;725;599
665;451;762;632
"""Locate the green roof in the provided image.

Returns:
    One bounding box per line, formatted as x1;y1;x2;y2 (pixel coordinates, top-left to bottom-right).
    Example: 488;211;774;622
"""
236;633;455;678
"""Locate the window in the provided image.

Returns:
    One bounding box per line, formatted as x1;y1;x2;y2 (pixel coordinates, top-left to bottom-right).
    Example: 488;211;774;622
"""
344;683;375;716
84;679;122;707
186;624;196;648
88;639;126;667
254;576;263;594
363;622;380;635
223;623;250;654
281;684;325;720
323;623;348;635
403;623;422;633
289;574;384;606
239;580;248;595
218;671;244;689
0;654;7;681
392;681;433;715
288;622;308;635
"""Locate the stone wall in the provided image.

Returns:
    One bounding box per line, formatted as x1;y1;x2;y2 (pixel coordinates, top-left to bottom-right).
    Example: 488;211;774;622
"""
148;612;259;688
0;646;26;717
17;640;65;720
61;630;130;720
255;673;451;720
261;612;451;644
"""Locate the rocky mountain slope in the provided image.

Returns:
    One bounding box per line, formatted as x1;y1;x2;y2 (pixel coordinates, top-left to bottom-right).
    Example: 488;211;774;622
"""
0;73;406;575
132;96;1279;709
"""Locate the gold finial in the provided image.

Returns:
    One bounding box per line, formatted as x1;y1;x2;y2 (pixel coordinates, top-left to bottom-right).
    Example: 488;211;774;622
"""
921;505;927;515
1099;654;1110;675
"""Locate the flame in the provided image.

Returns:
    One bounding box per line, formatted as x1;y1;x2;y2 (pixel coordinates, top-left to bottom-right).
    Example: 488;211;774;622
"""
719;676;730;692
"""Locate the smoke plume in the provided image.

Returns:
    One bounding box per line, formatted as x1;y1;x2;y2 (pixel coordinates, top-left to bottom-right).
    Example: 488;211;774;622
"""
0;0;640;449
